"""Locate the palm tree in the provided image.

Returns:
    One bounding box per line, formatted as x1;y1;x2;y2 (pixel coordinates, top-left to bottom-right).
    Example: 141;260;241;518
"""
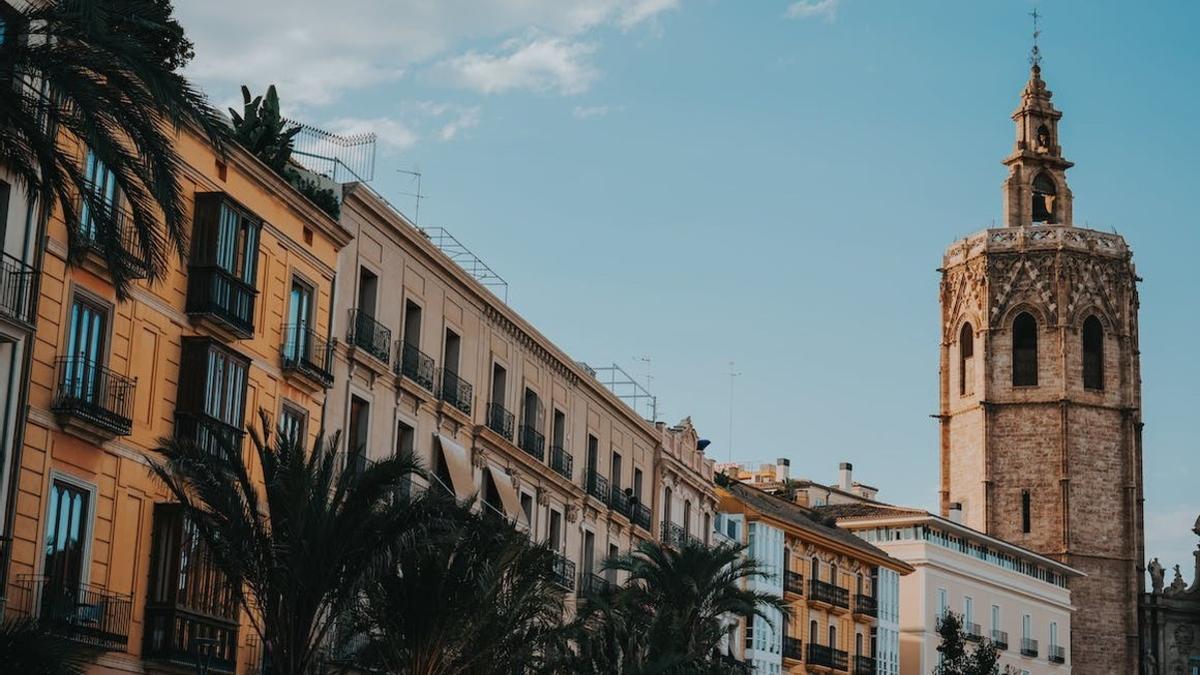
0;617;93;674
342;507;569;675
0;0;223;296
566;540;784;674
149;411;426;675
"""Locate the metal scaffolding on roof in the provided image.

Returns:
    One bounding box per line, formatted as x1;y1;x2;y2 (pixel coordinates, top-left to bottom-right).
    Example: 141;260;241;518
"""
419;226;509;303
588;362;658;422
283;118;377;183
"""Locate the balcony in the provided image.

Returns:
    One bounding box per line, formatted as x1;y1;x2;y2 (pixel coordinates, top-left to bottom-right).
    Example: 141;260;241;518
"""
486;402;515;442
73;191;150;279
661;521;687;548
784;570;805;597
964;621;982;642
585;470;609;505
0;252;37;326
578;572;610;596
346;309;391;365
807;643;848;671
1021;638;1039;657
1049;645;1065;664
853;593;877;619
397;341;435;392
175;411;245;461
854;655;876;675
186;266;256;339
51;357;134;440
782;636;803;661
144;605;239;673
809;578;850;611
992;629;1009;650
281;324;335;389
438;368;472;415
11;574;133;651
551;553;576;592
518;424;545;461
610;486;631;517
631;502;652;531
549;444;572;480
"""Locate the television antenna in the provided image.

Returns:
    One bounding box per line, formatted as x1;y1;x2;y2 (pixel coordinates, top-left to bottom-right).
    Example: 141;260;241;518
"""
396;168;427;225
728;361;741;462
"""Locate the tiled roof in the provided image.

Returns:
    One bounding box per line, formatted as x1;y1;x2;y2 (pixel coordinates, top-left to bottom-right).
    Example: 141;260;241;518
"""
812;502;927;521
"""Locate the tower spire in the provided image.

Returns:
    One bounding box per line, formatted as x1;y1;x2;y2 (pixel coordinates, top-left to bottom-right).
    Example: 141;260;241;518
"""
1029;7;1042;69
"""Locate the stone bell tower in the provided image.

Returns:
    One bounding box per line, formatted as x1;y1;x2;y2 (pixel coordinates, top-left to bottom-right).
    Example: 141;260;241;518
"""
938;61;1145;675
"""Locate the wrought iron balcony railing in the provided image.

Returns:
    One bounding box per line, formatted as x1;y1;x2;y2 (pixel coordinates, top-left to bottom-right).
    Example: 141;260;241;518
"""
549;444;572;480
610;486;631;517
346;309;391;364
551;553;576;592
0;252;37;325
809;578;850;609
854;654;877;675
397;341;435;391
661;521;687;548
992;629;1009;650
175;411;245;461
806;643;848;671
782;636;803;661
74;189;150;279
143;604;240;672
1049;645;1065;664
1021;638;1039;657
11;574;133;651
578;572;610;596
964;621;983;641
51;357;135;436
630;502;652;530
854;593;878;618
585;470;609;505
281;324;335;387
438;368;472;415
519;424;545;461
486;402;515;441
186;266;256;338
784;570;805;596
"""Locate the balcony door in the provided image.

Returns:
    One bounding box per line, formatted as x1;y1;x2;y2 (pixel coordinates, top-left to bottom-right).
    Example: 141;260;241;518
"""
63;298;107;403
42;479;91;615
80;150;118;241
286;278;314;361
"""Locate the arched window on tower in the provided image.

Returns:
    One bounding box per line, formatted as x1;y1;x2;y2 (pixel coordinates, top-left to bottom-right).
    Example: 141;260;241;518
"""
1082;316;1104;390
1032;172;1057;223
959;323;975;396
1012;312;1039;386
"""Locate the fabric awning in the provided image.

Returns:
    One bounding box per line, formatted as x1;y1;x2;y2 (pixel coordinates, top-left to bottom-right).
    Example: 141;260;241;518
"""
435;434;476;502
486;462;528;528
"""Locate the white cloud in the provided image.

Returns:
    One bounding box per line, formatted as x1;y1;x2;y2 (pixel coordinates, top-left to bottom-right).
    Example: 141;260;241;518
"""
573;104;622;119
438;106;482;140
619;0;680;30
325;117;418;152
1145;507;1199;578
440;36;598;95
784;0;839;21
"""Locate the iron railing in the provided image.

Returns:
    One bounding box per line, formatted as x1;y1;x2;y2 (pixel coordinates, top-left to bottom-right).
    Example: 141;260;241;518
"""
486;402;514;441
549;444;572;480
518;424;545;461
281;324;334;387
1049;644;1065;664
397;341;435;391
11;574;133;651
631;502;652;531
579;572;609;596
992;629;1009;650
186;266;256;338
806;643;848;671
143;605;240;673
610;486;631;517
346;309;391;364
809;578;850;609
784;570;805;596
661;521;687;548
551;553;576;592
854;593;878;618
438;368;472;415
51;357;134;435
782;636;803;661
854;654;877;674
175;411;245;461
964;621;982;641
74;190;150;279
1021;638;1039;657
585;470;609;505
0;252;37;325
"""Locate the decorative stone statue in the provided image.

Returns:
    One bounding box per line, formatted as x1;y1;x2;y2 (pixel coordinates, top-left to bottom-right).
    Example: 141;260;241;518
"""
1167;564;1187;594
1149;558;1165;595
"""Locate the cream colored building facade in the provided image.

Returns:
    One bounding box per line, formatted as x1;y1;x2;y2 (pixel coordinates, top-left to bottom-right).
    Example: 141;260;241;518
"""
322;182;718;601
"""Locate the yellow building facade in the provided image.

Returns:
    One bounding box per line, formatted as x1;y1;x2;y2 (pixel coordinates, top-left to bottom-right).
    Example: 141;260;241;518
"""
1;126;350;674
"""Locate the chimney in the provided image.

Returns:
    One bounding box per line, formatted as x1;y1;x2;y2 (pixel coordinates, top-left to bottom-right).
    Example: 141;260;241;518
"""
775;458;790;482
948;502;963;524
838;462;853;490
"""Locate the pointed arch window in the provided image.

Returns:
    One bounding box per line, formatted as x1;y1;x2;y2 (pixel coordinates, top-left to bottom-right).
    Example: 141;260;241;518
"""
1082;316;1104;390
1032;172;1057;223
1012;313;1039;386
959;323;975;396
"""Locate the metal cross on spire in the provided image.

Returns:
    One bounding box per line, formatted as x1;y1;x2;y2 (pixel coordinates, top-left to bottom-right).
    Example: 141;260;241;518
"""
1029;7;1043;68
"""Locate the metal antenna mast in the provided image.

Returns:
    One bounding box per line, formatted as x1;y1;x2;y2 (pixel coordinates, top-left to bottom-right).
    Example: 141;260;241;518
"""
634;356;656;422
1029;7;1043;67
396;168;426;225
727;362;741;462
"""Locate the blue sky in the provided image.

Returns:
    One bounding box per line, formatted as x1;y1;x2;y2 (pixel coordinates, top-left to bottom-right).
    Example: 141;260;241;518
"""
178;0;1199;572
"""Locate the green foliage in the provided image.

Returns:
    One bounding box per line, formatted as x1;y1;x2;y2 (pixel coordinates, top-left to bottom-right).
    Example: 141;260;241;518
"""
229;85;299;174
0;618;93;674
105;0;195;71
933;612;1004;675
285;169;340;219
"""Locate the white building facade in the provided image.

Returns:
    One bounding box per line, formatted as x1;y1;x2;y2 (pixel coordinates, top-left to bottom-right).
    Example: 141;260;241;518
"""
745;519;785;675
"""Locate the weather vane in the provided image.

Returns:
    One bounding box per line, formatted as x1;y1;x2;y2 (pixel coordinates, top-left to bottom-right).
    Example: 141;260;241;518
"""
1029;7;1042;68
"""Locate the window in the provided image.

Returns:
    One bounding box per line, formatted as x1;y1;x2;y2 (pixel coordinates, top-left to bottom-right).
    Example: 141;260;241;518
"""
830;563;838;587
348;395;370;456
992;604;1001;631
1082;316;1104;390
663;485;672;522
959;323;975;396
1021;490;1032;534
62;296;109;402
1022;614;1032;641
964;596;974;626
521;492;534;528
443;328;461;374
520;388;544;454
43;479;91;590
80;150;120;242
357;267;377;317
684;500;692;535
548;509;562;551
490;363;507;407
856;632;863;657
1032;172;1057;223
1049;621;1058;649
828;625;837;649
703;513;710;544
633;467;644;502
937;588;948;618
176;337;250;457
0;180;10;252
607;544;619;585
188;194;262;335
1012;312;1039;386
403;300;422;349
284;277;314;362
812;556;821;581
809;619;818;644
279;403;307;445
611;451;622;489
583;530;596;576
587;434;599;477
396;420;415;456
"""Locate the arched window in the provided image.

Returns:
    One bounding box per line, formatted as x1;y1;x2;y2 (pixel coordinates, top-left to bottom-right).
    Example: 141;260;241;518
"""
1082;316;1104;390
1012;312;1039;386
829;625;837;649
811;556;821;581
856;632;864;657
959;323;975;396
684;500;692;535
810;620;818;644
1035;124;1051;152
1032;172;1057;223
663;487;672;522
830;563;839;588
784;546;791;573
